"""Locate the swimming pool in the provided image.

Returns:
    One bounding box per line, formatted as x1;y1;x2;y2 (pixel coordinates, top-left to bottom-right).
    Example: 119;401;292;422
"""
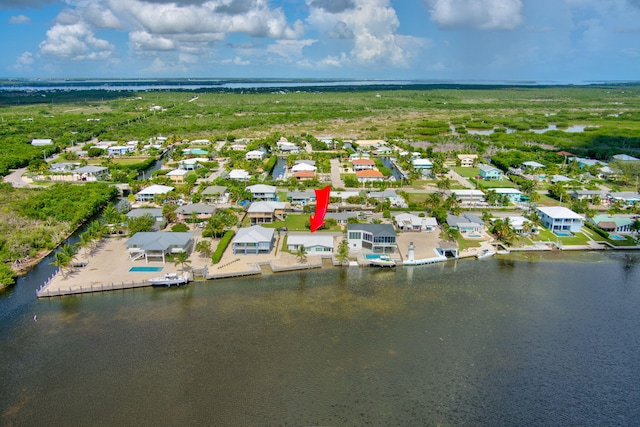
365;254;384;259
554;231;573;237
609;234;625;241
129;266;164;272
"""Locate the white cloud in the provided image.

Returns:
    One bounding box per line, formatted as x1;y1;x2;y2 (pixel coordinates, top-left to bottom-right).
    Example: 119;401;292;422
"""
307;0;419;67
267;39;317;60
38;10;114;60
15;51;34;66
8;14;30;24
425;0;524;30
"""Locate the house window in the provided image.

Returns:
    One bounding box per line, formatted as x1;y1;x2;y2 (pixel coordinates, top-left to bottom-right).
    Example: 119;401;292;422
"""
348;232;361;240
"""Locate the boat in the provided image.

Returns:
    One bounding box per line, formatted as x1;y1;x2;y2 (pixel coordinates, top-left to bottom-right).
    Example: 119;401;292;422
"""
369;255;397;268
476;249;496;259
148;273;189;287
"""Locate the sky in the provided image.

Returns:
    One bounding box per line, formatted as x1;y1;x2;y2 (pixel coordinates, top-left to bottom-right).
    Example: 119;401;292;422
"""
1;0;640;82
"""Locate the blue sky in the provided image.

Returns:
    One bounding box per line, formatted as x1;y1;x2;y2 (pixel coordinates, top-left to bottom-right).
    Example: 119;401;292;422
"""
1;0;640;82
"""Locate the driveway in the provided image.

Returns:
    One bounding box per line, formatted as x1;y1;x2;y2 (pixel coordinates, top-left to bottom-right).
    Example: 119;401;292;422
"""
330;158;345;189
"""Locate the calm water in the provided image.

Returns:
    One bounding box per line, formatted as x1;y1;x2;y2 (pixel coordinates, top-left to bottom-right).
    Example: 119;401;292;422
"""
1;251;640;426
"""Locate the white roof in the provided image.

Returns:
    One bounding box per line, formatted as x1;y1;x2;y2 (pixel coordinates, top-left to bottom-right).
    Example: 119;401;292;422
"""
137;184;174;195
248;201;285;213
229;169;251;179
246;150;265;157
451;189;485;196
31;138;53;146
233;225;274;244
537;206;584;219
287;234;334;248
291;163;317;172
522;161;545;168
247;184;276;193
394;213;438;227
494;188;522;194
412;158;433;166
167;169;188;176
180;158;208;165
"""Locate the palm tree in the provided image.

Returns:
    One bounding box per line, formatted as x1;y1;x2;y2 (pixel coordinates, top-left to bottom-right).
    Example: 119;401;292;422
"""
173;251;191;273
295;245;308;263
336;238;349;264
195;240;212;258
490;218;515;245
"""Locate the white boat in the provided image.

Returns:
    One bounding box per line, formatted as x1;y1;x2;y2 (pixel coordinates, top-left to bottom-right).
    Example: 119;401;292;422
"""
148;273;189;287
476;249;496;259
369;255;397;268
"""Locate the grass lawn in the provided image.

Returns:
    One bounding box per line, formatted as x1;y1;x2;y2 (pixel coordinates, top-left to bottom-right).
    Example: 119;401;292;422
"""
531;228;591;245
452;167;480;178
456;237;482;251
472;178;517;189
263;214;342;232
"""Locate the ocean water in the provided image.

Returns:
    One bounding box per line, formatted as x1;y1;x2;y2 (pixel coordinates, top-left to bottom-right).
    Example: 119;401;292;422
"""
1;251;639;426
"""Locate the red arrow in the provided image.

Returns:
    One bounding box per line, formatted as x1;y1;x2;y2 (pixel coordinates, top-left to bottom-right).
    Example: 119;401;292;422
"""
310;185;331;232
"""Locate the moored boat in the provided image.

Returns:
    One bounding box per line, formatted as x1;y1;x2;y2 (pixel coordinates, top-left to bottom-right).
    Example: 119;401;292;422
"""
476;249;496;259
369;255;397;268
148;273;189;287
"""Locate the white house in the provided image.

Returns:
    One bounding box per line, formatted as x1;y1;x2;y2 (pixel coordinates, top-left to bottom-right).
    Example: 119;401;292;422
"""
537;206;584;233
287;234;334;253
494;188;523;203
457;154;477;167
247;184;277;201
72;165;109;182
107;146;133;156
356;170;385;183
228;169;251;181
245;150;265;161
31;138;53;146
412;158;433;171
232;225;275;255
136;184;174;202
201;186;229;204
394;213;438;232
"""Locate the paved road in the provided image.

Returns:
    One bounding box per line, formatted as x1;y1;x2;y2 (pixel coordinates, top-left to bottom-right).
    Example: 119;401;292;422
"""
3;167;34;188
330;158;345;189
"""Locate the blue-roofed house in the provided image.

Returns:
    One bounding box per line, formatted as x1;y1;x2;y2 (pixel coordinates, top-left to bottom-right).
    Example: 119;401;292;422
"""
347;223;397;254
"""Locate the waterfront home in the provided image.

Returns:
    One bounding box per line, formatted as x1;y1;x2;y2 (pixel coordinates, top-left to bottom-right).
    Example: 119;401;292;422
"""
287;190;316;206
245;150;265;161
352;158;376;171
183;148;209;156
479;164;503;181
232;225;275;255
126;208;166;231
349;152;371;161
179;158;208;170
31;138;53;146
291;162;317;173
356;169;385;183
201;186;229;204
494;188;523;203
294;170;316;181
136;184;174;202
247;184;277;201
394;213;438;232
286;233;334;254
457;154;478;167
107;146;133;156
347;223;397;254
72;165;109;182
496;216;535;235
228;169;251;180
412;158;433;172
447;213;485;234
247;201;286;225
330;191;361;202
167;168;189;183
276;138;299;153
175;203;216;222
591;214;634;234
536;206;584;233
125;232;194;263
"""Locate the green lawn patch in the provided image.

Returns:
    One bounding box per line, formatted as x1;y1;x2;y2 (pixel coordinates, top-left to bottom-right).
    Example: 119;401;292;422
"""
452;167;480;178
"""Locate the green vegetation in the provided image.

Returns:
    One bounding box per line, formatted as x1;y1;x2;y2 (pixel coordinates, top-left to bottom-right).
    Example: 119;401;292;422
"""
211;230;235;264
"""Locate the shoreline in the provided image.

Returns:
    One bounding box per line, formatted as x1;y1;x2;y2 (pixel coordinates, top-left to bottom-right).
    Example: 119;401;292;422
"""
35;228;640;298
